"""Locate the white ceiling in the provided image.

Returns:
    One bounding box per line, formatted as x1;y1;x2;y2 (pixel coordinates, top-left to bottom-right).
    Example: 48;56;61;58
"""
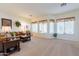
0;3;79;18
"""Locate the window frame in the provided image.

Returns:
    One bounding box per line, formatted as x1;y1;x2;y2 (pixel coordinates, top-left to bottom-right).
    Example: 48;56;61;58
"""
49;20;55;34
56;17;75;35
39;20;48;33
31;22;38;33
64;19;75;35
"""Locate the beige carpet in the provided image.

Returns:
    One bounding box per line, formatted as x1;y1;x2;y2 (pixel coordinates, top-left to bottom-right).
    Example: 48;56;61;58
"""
10;37;79;56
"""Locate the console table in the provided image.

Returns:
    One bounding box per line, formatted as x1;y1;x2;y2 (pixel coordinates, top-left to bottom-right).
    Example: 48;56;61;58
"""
1;37;20;56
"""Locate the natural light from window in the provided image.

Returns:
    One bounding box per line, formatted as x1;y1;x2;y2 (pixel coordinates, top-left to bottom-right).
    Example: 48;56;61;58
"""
32;23;38;32
49;22;54;34
57;21;64;34
57;19;74;34
65;21;74;34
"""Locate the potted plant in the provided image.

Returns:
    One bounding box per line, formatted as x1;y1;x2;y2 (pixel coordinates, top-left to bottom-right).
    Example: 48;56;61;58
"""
15;21;21;27
53;33;57;38
10;32;16;37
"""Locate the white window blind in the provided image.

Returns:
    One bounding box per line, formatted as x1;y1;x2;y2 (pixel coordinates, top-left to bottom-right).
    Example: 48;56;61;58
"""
39;22;44;33
56;17;75;34
32;23;38;32
57;21;64;34
65;19;74;34
43;22;47;33
49;20;54;34
39;20;48;33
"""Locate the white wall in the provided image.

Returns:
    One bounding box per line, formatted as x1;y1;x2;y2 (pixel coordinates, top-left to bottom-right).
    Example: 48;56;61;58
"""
0;12;30;32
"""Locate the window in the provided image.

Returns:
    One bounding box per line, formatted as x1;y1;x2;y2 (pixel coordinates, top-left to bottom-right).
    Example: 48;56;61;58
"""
57;20;64;34
65;20;74;34
57;17;75;34
43;22;47;33
49;21;54;34
39;20;48;33
32;23;38;32
39;22;43;33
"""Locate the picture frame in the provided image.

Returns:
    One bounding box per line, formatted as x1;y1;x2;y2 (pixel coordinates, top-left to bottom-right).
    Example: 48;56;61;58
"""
2;18;12;28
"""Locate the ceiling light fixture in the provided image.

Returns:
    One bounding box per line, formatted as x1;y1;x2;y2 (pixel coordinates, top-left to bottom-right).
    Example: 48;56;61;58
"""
60;3;67;7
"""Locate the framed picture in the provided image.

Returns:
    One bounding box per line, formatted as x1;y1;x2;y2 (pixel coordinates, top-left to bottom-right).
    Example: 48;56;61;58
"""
2;18;12;28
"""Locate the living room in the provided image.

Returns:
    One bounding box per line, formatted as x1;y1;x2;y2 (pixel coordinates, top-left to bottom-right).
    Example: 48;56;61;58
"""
0;3;79;56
